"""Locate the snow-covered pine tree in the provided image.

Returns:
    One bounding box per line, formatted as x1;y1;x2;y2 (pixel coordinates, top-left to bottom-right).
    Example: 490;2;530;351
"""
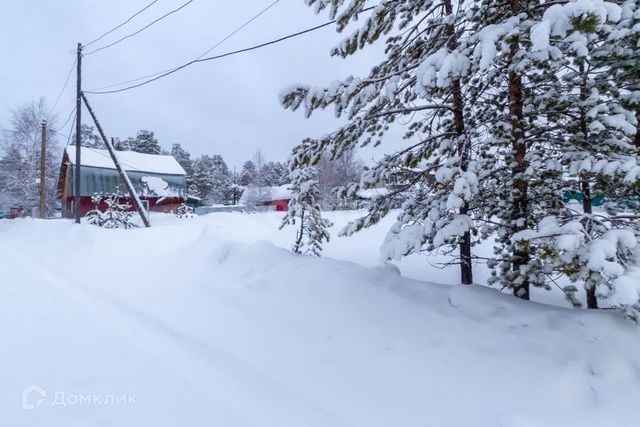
240;160;257;186
467;0;568;300
70;124;103;149
114;137;134;151
191;154;232;205
598;1;640;151
170;143;194;186
131;130;161;155
510;1;640;314
282;0;490;284
280;166;332;256
546;3;636;309
191;155;214;202
261;161;290;186
475;0;640;314
208;154;232;204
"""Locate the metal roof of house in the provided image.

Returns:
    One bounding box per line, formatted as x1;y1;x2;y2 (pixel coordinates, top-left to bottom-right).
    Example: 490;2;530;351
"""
64;146;186;175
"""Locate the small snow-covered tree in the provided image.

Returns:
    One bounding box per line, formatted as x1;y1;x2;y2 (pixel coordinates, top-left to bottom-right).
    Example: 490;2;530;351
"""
85;192;137;229
280;166;332;256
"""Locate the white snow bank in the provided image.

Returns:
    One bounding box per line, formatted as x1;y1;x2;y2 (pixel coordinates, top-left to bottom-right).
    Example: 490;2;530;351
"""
1;216;639;426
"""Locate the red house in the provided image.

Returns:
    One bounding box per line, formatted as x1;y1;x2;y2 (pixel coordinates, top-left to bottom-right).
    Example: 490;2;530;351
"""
239;185;292;212
58;146;187;218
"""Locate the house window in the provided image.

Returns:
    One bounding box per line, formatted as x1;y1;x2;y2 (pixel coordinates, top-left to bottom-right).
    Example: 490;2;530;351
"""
140;200;149;211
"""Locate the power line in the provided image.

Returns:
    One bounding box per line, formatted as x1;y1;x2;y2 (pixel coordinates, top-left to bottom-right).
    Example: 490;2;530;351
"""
85;19;337;95
85;0;196;56
48;57;77;117
84;0;160;48
196;0;281;60
49;114;77;148
87;0;282;92
54;106;77;134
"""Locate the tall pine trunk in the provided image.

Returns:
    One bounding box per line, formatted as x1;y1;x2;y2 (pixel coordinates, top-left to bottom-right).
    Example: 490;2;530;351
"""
445;0;473;285
636;109;640;152
508;0;529;300
578;63;597;309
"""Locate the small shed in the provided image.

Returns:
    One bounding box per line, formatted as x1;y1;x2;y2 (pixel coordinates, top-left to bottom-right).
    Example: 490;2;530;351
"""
58;146;187;218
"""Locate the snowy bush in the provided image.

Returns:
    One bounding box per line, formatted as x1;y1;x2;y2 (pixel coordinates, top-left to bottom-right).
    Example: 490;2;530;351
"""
176;203;195;219
85;192;138;229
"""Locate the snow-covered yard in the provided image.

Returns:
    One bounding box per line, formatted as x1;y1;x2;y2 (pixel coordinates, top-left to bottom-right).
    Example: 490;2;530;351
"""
1;211;639;427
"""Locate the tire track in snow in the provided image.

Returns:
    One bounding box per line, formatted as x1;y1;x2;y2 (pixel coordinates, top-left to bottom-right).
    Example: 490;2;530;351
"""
1;248;353;427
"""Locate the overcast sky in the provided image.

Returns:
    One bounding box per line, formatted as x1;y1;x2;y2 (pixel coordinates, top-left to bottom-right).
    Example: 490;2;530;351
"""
0;0;384;169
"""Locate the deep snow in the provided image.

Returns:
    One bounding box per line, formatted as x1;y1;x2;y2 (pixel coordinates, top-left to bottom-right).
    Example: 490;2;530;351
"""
1;211;639;427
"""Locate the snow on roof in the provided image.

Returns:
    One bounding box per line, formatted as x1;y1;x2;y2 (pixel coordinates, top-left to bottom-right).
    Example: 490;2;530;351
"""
268;185;293;201
239;185;293;205
65;146;186;176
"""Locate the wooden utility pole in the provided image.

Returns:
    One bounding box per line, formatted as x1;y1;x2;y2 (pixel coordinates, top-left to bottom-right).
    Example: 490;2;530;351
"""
81;93;151;227
39;119;47;218
74;43;82;223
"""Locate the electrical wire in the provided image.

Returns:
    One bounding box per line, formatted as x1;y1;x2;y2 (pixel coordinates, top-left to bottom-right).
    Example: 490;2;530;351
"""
85;0;196;55
84;0;160;48
54;106;77;134
64;115;77;148
85;19;337;95
48;114;77;148
196;0;280;60
87;0;282;92
48;57;77;118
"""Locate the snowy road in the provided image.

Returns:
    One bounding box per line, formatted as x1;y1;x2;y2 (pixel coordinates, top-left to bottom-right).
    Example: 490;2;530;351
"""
0;235;349;426
1;215;640;426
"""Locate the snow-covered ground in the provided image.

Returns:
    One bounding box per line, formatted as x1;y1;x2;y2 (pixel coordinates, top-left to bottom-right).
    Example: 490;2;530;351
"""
1;211;639;427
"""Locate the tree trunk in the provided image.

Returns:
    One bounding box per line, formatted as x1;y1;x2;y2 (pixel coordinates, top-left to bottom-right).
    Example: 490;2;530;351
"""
636;108;640;153
586;284;598;310
444;0;473;285
508;0;529;300
578;63;597;309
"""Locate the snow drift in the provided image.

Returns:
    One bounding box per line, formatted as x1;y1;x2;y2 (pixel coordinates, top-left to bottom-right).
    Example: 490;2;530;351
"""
0;215;639;426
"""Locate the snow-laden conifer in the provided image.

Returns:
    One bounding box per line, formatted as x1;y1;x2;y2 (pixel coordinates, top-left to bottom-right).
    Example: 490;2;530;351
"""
280;166;332;256
282;0;489;282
